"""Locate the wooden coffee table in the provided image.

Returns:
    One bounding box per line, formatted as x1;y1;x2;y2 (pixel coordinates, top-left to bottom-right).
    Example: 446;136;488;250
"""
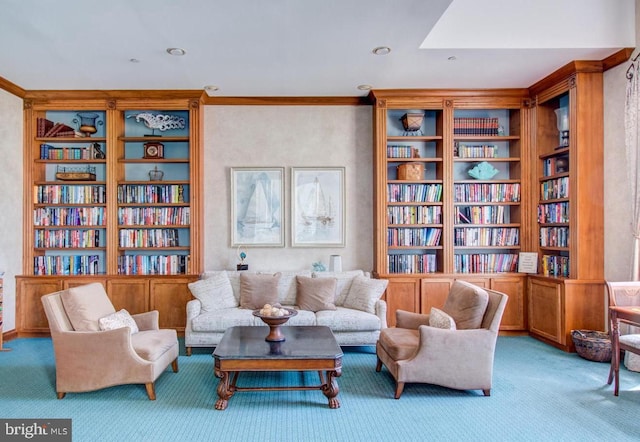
212;325;343;410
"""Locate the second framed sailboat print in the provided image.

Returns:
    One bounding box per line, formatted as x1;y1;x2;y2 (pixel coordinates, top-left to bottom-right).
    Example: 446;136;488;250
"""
231;167;284;247
291;167;345;247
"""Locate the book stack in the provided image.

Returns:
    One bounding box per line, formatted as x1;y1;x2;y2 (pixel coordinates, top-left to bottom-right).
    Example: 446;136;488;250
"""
453;117;500;135
37;118;76;138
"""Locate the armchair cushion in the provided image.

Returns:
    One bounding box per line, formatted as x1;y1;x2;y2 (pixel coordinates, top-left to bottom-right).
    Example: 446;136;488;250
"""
343;275;388;314
188;273;237;312
378;328;419;361
60;282;115;331
429;307;457;330
132;329;178;362
442;281;488;329
296;276;337;312
99;309;139;334
240;272;281;309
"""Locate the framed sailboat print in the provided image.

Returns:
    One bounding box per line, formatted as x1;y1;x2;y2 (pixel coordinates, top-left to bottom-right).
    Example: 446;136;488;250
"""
231;167;284;247
291;167;345;247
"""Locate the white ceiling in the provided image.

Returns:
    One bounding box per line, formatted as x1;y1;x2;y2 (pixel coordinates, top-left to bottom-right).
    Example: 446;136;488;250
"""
0;0;635;96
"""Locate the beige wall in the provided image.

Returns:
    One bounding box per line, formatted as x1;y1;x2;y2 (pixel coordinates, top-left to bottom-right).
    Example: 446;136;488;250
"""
203;105;374;272
0;89;23;331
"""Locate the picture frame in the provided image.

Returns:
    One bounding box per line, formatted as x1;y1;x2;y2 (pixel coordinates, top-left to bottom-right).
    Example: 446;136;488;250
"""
231;167;284;247
291;167;345;247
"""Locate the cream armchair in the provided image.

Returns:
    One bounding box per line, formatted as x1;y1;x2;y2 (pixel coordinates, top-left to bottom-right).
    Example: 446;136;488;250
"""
41;282;179;400
376;280;508;398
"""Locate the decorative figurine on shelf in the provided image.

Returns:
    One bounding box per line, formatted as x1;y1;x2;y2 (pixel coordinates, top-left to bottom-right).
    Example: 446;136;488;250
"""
148;166;164;181
127;112;186;136
400;112;424;136
237;247;248;271
73;112;103;137
312;261;326;272
91;142;105;159
468;161;499;180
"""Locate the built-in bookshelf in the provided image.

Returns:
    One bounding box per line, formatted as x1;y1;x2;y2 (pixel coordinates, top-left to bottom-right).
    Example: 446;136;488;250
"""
383;108;444;275
117;109;192;275
19;96;202;336
31;109;108;276
452;108;522;274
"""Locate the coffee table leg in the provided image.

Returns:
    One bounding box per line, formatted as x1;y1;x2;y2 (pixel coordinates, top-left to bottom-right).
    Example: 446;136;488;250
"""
322;369;341;409
214;369;233;410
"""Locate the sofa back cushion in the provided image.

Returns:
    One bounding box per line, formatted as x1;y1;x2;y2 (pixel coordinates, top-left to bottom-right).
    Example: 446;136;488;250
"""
60;282;116;331
240;272;281;309
296;276;337;312
189;273;238;312
442;280;489;330
313;270;365;306
342;275;388;314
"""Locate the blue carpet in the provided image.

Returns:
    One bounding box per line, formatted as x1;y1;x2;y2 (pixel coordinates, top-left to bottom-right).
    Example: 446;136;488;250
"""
0;336;639;442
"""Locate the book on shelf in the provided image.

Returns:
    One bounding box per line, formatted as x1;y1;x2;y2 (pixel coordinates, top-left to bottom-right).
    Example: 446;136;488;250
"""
37;118;54;137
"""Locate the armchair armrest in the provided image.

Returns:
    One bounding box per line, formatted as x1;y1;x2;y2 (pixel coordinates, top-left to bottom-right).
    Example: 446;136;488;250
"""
132;310;159;331
396;310;430;330
375;299;388;329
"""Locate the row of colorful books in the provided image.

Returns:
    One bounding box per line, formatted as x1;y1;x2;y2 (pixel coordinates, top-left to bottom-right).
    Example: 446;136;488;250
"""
387;205;441;225
33;207;105;226
455;205;508;224
453;117;500;136
538;202;570;223
453;183;520;203
118;228;181;248
40;144;97;160
541;254;570;277
387;253;438;274
453;227;519;247
540;227;569;248
36;118;76;138
454;143;499;158
387;183;442;203
540;177;569;200
387;227;442;247
117;254;188;275
387;145;418;158
34;229;101;248
117;184;186;204
117;207;190;226
33;254;100;275
34;184;106;205
453;253;518;273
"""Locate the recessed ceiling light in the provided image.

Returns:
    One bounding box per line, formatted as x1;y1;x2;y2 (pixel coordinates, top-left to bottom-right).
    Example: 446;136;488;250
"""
204;85;219;96
448;56;457;61
166;47;186;56
372;46;391;56
129;58;140;63
357;84;373;91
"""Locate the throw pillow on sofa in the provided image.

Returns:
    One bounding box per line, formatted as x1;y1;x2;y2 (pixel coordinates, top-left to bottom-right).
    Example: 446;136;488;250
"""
99;309;139;334
296;276;337;312
240;272;281;309
313;270;365;306
342;275;388;314
188;273;237;312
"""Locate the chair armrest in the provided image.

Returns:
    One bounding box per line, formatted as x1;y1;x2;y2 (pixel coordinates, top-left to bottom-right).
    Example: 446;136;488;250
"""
52;328;147;367
411;326;498;369
186;299;202;320
375;299;388;329
396;310;430;330
132;311;159;331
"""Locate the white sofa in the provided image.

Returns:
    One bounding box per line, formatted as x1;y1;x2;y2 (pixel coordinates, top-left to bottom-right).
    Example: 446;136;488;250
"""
185;270;388;355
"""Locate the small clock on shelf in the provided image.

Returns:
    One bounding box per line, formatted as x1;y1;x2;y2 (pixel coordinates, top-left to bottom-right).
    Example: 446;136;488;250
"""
143;142;164;159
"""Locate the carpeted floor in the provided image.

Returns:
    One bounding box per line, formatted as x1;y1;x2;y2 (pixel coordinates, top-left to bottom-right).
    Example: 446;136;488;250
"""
0;336;639;441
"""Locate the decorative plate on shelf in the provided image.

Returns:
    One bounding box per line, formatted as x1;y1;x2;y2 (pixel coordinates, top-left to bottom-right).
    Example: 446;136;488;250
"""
468;161;499;180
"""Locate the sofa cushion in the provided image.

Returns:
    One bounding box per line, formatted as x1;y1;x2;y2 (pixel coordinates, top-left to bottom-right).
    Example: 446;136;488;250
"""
316;307;381;332
442;280;489;330
282;308;316;326
342;275;388;314
131;329;177;362
99;309;139;334
240;272;281;309
296;276;337;312
378;327;419;361
313;270;365;306
275;270;312;305
188;273;237;312
60;282;116;331
192;308;260;332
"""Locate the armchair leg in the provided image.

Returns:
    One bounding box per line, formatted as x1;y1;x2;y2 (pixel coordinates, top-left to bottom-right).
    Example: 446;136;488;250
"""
56;392;66;399
482;389;491;397
186;346;192;356
172;358;179;373
145;383;156;400
376;357;382;372
394;382;405;399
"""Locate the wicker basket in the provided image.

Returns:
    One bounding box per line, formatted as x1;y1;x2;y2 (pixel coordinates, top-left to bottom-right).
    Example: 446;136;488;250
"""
397;162;424;180
571;330;612;362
